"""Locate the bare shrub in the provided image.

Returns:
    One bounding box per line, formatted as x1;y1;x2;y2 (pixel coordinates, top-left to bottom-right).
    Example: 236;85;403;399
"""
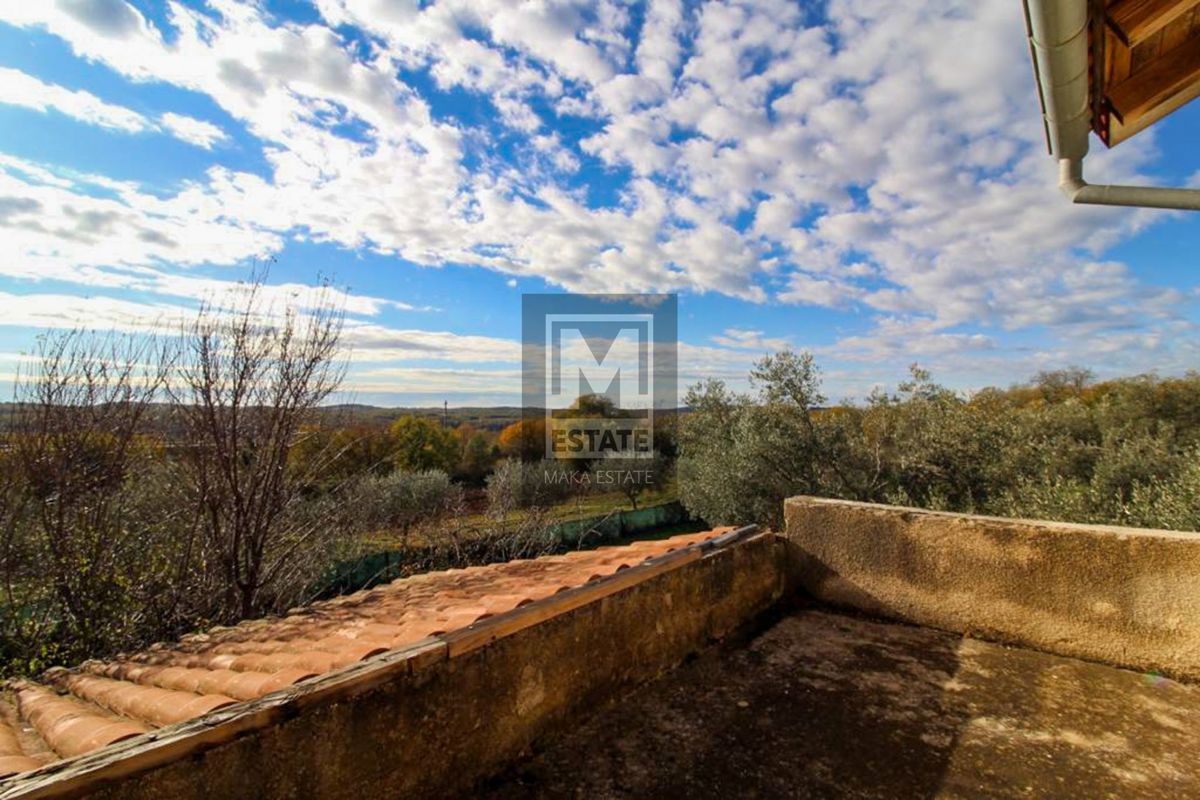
434;498;559;566
171;281;348;619
486;458;573;515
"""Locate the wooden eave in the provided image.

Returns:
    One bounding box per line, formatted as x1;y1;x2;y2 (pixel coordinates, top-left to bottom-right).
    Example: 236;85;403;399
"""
1094;0;1200;145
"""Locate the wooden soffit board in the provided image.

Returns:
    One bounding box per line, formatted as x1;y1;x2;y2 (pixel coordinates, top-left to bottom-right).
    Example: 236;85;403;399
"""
1094;0;1200;145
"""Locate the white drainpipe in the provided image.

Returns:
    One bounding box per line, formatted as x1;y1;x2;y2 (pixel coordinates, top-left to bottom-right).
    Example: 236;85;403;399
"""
1024;0;1200;211
1059;158;1200;209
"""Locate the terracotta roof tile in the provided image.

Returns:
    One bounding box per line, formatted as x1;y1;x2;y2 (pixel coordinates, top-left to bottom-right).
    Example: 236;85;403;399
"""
44;674;236;728
13;683;148;759
81;662;306;702
0;527;736;779
0;712;44;778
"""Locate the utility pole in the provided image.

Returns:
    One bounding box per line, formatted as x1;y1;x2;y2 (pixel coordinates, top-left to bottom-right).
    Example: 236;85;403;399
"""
443;400;448;428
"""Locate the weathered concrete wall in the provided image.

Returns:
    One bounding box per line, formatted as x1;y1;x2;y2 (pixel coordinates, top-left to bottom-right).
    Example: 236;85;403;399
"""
8;533;783;800
784;496;1200;680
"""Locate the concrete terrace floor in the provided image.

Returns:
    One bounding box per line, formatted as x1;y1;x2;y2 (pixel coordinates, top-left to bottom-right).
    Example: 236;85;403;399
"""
480;604;1200;799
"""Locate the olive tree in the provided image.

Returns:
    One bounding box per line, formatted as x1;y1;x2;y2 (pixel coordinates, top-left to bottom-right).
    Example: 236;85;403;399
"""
346;469;461;546
594;451;669;510
677;350;844;529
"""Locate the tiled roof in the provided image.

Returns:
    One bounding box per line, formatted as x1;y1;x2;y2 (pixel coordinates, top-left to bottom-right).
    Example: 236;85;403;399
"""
0;528;732;780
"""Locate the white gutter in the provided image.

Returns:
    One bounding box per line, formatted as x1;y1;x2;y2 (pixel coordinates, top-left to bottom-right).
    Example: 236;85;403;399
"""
1024;0;1200;211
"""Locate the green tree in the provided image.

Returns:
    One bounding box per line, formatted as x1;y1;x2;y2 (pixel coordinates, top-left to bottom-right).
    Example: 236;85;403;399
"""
389;415;459;473
862;364;1014;510
677;354;1200;533
567;393;617;417
455;424;498;484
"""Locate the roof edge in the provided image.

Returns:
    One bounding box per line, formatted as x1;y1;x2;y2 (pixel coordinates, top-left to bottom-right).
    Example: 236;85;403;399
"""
1;526;759;799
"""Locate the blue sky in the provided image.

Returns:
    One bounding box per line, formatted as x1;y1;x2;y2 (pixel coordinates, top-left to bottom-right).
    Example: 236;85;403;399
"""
0;0;1196;406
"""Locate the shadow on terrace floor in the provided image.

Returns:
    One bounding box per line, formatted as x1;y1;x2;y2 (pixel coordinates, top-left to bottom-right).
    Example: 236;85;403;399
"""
479;601;1200;799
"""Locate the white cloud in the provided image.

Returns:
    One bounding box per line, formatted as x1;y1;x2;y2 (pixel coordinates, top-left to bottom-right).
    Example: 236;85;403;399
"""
0;66;150;132
344;367;523;404
0;290;193;334
341;324;522;364
778;273;863;308
709;328;791;351
159;112;228;149
0;67;233;150
0;153;281;280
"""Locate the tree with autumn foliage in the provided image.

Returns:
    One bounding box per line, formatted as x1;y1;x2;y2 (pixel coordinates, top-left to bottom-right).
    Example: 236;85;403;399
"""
497;418;546;462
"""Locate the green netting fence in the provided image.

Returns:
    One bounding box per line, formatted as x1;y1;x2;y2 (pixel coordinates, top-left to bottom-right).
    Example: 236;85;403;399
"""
544;500;691;544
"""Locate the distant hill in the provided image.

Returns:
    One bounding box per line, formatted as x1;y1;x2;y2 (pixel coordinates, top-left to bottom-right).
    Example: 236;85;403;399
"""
313;404;528;431
0;403;687;434
0;401;530;434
